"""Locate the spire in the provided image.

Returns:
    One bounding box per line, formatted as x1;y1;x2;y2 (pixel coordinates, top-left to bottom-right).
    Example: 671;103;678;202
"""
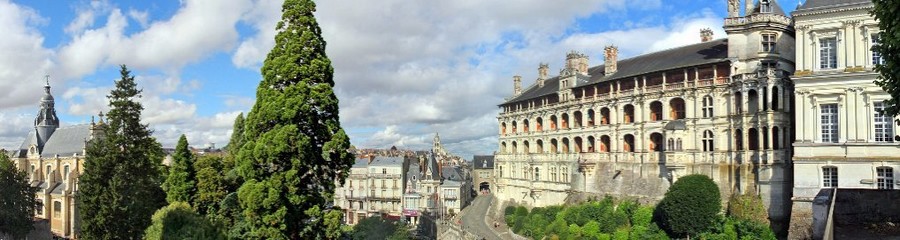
35;75;60;150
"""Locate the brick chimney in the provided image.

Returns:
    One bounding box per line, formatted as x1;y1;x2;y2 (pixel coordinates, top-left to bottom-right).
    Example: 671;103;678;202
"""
513;75;522;95
700;28;714;42
604;45;618;76
538;63;549;87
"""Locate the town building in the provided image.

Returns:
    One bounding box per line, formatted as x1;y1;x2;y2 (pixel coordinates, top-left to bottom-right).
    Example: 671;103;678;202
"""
789;0;900;232
440;165;472;217
334;156;406;225
7;79;105;238
493;0;795;226
472;155;495;193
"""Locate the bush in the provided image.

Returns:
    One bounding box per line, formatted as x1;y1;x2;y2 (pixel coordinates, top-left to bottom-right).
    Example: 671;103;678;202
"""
632;206;654;227
733;218;776;240
655;174;722;238
613;226;631;240
505;206;516;216
144;202;223;240
727;194;770;225
568;224;583;239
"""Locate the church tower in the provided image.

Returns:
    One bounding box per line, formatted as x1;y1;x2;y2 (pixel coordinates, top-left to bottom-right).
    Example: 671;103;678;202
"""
34;76;60;150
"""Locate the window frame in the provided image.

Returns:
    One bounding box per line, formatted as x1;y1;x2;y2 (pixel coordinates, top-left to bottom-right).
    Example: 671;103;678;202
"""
877;167;894;190
702;95;714;118
762;33;776;52
872;33;884;66
820;104;839;143
819;37;838;69
823;166;838;188
874;102;894;142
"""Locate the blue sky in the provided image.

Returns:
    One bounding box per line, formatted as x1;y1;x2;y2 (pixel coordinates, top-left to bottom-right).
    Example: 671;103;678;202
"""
0;0;803;158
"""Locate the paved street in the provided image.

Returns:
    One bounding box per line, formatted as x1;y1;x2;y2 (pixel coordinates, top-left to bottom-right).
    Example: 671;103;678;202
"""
460;194;506;240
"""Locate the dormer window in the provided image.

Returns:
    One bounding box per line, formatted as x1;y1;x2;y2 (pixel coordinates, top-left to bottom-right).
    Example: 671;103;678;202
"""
760;0;772;13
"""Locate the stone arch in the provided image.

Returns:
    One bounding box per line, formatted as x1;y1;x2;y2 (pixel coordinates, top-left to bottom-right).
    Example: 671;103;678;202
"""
601;107;611;124
623;134;635;152
600;135;611;152
650;101;663;121
587;136;596;152
536;117;544;132
749;128;759;150
748;89;759;113
669;98;686;119
574;136;583;153
623;104;635;123
523;140;530;154
562;137;571;153
587;109;596;127
523;119;530;133
573;111;583;128
550;138;559;153
561;113;570;129
772;86;780;111
550;115;558;130
537;139;545;153
650;132;664;152
773;126;780;150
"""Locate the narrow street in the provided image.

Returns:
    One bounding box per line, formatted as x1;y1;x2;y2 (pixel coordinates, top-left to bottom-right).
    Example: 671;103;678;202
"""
459;194;507;240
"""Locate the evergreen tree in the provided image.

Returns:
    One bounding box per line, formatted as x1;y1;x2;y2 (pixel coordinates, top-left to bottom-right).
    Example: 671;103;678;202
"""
226;113;244;155
234;0;354;238
163;134;196;203
193;155;227;215
0;152;38;239
79;65;166;239
872;0;900;120
143;202;223;240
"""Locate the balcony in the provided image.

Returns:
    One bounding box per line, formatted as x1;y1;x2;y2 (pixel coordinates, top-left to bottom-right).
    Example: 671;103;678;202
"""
369;173;402;179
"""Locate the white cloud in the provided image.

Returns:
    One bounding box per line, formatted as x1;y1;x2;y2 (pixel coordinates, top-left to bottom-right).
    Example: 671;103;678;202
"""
0;0;53;109
231;0;281;69
128;9;149;28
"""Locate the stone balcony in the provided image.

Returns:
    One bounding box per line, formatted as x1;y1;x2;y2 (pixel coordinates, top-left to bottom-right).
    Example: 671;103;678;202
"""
724;14;792;28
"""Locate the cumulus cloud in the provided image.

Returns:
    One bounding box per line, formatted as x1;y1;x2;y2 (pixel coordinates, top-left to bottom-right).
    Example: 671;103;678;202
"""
0;0;53;109
231;0;281;69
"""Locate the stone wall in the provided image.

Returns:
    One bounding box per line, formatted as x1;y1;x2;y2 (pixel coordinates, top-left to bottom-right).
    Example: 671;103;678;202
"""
833;189;900;225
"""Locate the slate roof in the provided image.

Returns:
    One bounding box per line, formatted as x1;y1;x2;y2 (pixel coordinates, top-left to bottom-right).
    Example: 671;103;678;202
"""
407;162;421;183
750;0;787;16
473;155;494;169
13;131;39;158
369;156;404;167
664;120;688;130
795;0;871;13
442;166;465;182
352;158;369;168
40;125;91;158
441;180;462;187
423;153;441;181
503;38;730;105
51;183;66;195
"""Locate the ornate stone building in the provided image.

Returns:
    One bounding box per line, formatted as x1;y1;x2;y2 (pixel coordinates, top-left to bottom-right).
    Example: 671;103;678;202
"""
789;0;900;230
334;156;406;225
494;0;795;226
8;79;105;238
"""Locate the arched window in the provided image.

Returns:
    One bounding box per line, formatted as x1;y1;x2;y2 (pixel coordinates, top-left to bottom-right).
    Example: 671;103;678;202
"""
650;101;663;121
550;115;558;130
523;119;530;133
562;167;569;182
587;136;596;152
735;91;743;113
573;111;583;128
762;87;768;111
702;95;714;118
63;165;70;180
749;128;759;150
772;86;780;111
537;139;544;153
512;121;518;134
624;105;635;123
772;127;780;150
748;90;759;113
702;130;714;152
562;138;570;153
763;127;770;150
501;122;507;135
735;129;744;150
550;139;559;154
523;140;530;154
534;167;540;181
601;107;611;125
536;117;544;132
623;134;635;152
670;98;686;119
600;135;611;152
501;142;507;154
561;113;570;129
574;137;583;153
511;141;518;154
587;109;595;126
650;133;664;152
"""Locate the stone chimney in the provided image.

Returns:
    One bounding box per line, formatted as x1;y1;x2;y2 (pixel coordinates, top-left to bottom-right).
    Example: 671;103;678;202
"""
700;28;714;42
538;63;549;87
745;0;754;16
565;51;589;75
513;75;522;95
604;45;618;76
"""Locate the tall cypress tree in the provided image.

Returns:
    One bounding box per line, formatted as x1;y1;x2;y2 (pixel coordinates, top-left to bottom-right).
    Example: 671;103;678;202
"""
163;134;196;203
235;0;354;238
226;113;244;155
79;65;166;239
0;152;38;239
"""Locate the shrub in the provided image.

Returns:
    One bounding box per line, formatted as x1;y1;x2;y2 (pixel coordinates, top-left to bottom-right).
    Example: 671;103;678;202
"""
655;174;722;238
582;221;602;239
734;218;776;240
613;226;631;240
727;193;770;225
505;206;516;216
547;218;570;239
632;206;654;227
568;224;583;239
144;202;223;240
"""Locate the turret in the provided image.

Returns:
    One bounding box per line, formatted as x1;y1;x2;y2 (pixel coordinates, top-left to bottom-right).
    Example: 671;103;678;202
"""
34;76;59;150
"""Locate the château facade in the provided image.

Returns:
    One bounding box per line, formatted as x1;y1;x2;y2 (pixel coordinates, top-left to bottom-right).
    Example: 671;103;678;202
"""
494;0;796;225
790;0;900;217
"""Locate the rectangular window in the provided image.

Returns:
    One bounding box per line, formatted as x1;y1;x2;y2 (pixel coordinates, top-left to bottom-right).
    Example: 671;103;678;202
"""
875;102;894;142
823;166;838;188
760;0;772;13
873;34;884;65
821;104;839;143
53;201;61;218
762;33;776;52
820;38;837;69
878;167;894;190
36;200;43;215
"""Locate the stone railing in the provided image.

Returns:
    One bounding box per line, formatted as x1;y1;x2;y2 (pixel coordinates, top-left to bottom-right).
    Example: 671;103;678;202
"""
724;14;792;27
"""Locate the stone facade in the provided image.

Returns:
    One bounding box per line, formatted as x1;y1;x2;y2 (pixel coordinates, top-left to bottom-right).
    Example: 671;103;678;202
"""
8;79;105;239
493;0;795;227
789;0;900;235
334;156;406;225
472;155;494;193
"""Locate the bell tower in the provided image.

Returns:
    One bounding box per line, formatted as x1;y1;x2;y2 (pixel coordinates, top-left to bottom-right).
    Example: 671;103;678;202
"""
35;75;60;150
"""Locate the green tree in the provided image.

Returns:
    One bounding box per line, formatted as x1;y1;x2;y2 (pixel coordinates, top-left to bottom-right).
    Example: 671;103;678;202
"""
79;65;166;239
351;216;397;240
0;152;38;239
872;0;900;119
233;0;354;238
193;155;227;215
225;113;244;155
163;134;196;204
143;202;223;240
655;174;722;238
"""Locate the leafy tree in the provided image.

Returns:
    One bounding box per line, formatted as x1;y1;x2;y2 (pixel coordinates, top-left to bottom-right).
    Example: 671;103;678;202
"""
582;220;602;239
193;155;227;215
872;0;900;119
351;216;398;240
546;218;570;239
0;152;38;239
143;202;223;240
79;65;167;239
631;206;654;227
233;0;354;238
655;174;722;238
568;224;583;239
163;134;196;204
